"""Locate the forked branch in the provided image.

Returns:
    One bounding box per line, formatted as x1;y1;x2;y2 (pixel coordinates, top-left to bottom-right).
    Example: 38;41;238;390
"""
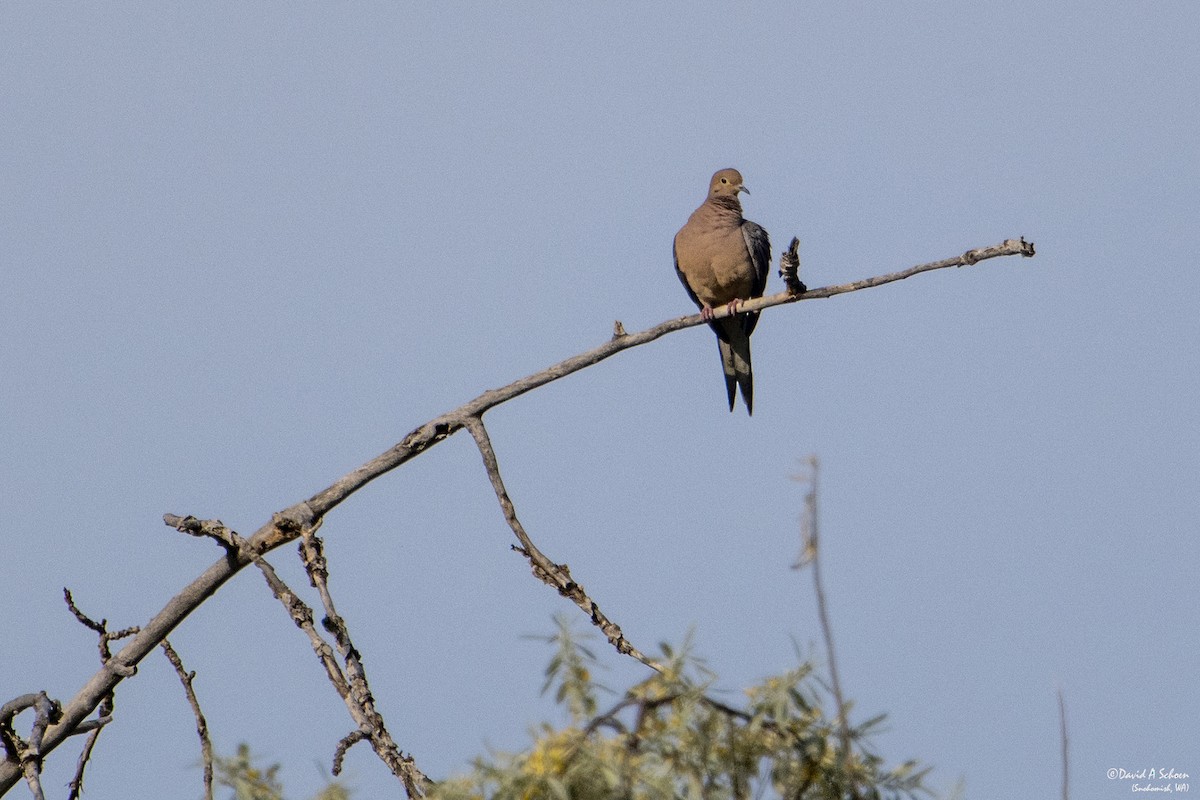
0;238;1035;794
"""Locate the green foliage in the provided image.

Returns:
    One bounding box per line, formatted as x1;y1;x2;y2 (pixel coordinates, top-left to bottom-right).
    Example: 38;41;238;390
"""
214;743;284;800
430;617;931;800
213;743;350;800
215;620;931;800
533;614;607;724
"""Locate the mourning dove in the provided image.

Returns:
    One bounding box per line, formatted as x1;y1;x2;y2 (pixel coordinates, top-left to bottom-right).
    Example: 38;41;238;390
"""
673;168;771;414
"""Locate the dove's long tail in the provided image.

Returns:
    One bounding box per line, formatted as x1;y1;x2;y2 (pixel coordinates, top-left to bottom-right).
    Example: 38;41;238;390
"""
715;319;754;415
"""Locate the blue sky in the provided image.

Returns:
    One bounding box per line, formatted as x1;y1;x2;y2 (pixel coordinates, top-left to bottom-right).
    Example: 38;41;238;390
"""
2;2;1197;798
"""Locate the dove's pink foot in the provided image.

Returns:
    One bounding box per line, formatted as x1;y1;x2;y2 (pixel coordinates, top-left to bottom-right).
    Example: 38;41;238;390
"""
701;300;743;321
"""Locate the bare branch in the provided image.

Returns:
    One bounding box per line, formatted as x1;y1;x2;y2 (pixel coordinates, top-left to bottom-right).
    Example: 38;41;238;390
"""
3;693;60;800
177;513;429;795
779;237;806;296
162;513;246;551
63;588;139;668
160;641;213;800
296;529;430;796
1059;689;1069;800
244;534;355;701
0;696;37;766
302;238;1035;522
464;415;663;672
65;715;111;800
0;239;1034;793
62;590;105;638
64;692;116;800
333;729;368;777
55;590;129;796
792;456;855;795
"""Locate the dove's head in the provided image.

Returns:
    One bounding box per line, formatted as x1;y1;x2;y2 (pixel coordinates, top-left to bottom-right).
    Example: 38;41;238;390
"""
708;168;747;200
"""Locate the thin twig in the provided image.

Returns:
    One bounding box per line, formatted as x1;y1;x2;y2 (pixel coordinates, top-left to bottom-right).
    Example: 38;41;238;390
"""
1059;689;1069;800
0;238;1034;792
297;528;430;796
251;554;359;712
333;729;369;777
62;590;106;639
58;589;132;796
65;689;114;800
63;589;139;665
160;641;213;800
297;531;363;698
66;718;106;800
162;514;243;550
463;414;663;672
251;534;425;793
792;456;854;793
